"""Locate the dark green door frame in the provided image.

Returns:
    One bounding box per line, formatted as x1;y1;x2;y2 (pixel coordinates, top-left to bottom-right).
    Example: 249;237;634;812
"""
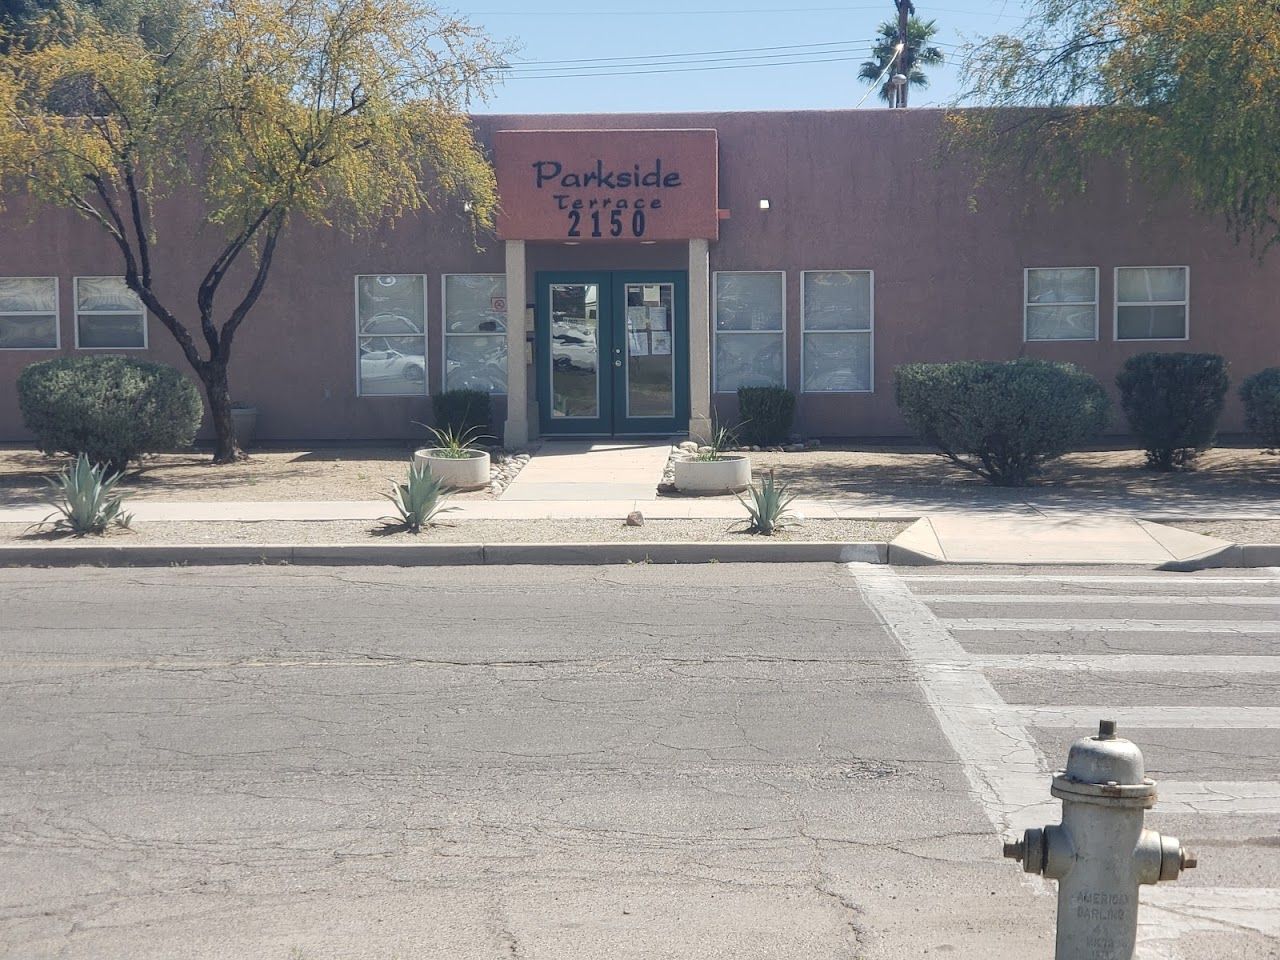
536;270;689;437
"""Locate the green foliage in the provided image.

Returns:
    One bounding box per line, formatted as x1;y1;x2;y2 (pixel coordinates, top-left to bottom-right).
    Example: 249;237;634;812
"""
39;452;132;535
858;16;945;104
954;0;1280;254
736;469;799;536
1116;353;1229;470
380;462;455;533
18;355;203;474
736;386;796;446
693;419;739;462
419;422;489;459
895;359;1110;486
431;389;492;437
1240;368;1280;451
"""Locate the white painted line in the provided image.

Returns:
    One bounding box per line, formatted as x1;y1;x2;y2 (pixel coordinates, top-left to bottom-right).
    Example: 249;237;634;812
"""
900;575;1280;585
850;564;1056;835
1154;781;1280;816
1005;704;1280;729
920;594;1280;606
971;654;1280;674
1140;887;1280;959
943;618;1280;633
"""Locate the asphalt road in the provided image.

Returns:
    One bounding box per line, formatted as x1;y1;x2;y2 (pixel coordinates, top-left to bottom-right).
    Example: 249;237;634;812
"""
0;563;1276;960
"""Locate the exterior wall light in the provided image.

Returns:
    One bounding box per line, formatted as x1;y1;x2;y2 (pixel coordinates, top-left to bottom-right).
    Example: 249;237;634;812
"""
759;199;771;210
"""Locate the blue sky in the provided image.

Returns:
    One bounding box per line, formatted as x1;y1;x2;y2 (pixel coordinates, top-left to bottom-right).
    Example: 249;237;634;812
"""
454;1;1034;114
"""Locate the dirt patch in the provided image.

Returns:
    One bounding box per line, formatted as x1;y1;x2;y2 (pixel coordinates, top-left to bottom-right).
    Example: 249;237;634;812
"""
0;518;909;546
671;443;1280;505
0;445;520;506
1167;520;1280;544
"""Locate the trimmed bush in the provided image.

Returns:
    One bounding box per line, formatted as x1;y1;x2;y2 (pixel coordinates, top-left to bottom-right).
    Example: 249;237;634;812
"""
894;359;1110;486
1116;353;1229;470
1240;368;1280;451
18;355;203;474
737;386;796;446
431;389;491;437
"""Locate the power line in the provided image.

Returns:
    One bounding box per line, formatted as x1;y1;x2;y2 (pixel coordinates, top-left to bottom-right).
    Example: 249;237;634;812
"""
472;5;1022;17
506;38;879;67
501;45;878;75
499;54;878;80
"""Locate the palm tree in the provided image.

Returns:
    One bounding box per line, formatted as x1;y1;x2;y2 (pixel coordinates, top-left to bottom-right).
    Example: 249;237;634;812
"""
858;17;945;106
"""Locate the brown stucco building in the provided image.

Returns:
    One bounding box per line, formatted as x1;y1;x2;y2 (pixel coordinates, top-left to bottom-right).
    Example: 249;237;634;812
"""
1;109;1276;445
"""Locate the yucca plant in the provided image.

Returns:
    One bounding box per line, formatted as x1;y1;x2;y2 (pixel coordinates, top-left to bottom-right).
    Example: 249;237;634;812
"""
414;421;491;459
693;419;741;462
39;453;133;535
380;462;456;533
736;469;799;536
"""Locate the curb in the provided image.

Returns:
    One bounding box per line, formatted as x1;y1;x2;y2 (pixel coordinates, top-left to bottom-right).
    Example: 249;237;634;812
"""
0;540;890;569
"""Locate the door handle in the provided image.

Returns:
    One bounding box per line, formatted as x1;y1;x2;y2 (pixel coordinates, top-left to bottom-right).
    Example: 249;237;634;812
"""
614;359;622;367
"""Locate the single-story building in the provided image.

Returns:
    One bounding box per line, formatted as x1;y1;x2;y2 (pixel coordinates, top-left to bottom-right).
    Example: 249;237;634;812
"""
0;109;1275;445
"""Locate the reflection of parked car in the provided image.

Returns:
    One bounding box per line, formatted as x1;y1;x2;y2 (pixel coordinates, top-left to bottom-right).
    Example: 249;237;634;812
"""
361;313;422;335
360;347;425;384
552;320;597;371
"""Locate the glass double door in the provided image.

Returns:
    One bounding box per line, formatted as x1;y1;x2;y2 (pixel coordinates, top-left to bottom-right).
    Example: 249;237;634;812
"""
537;271;688;436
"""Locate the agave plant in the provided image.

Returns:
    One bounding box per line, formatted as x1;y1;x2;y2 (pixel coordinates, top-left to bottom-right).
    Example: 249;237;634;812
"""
380;462;456;533
414;421;491;460
736;469;800;536
40;453;133;535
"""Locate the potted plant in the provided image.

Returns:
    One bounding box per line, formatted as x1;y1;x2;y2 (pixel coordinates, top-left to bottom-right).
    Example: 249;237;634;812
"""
230;401;258;449
672;422;752;494
412;424;491;491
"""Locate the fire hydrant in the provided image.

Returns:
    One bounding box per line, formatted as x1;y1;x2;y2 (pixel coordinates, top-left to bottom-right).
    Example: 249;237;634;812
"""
1002;719;1197;960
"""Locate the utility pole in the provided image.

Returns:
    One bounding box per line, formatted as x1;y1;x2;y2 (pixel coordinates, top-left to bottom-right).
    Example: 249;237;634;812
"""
894;0;915;107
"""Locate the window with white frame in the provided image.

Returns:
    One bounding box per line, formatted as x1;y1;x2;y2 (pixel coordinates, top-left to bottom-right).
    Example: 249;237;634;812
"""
443;274;507;393
713;271;784;392
355;274;427;396
0;277;58;349
1115;266;1189;341
1024;267;1098;341
75;277;146;348
802;270;872;392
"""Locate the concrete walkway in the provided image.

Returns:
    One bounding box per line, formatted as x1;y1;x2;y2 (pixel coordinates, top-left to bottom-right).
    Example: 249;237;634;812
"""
499;440;673;502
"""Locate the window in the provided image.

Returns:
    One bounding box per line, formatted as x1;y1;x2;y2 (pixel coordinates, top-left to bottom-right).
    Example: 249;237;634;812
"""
355;275;427;397
443;274;506;393
801;270;872;392
713;271;784;392
0;277;58;349
75;277;146;348
1115;266;1189;341
1024;267;1098;341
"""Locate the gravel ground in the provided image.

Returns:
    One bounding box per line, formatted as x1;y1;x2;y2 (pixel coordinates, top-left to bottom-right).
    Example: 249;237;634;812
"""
1169;520;1280;544
0;445;528;504
1;518;909;546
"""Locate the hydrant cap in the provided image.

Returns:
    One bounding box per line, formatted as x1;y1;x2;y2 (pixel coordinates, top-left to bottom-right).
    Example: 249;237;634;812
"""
1051;720;1157;805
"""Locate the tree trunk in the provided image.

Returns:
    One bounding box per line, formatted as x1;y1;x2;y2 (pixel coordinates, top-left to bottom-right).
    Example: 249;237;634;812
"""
201;361;245;464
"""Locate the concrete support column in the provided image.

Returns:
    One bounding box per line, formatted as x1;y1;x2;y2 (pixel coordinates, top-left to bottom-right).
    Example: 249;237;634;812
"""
502;239;529;448
687;237;712;441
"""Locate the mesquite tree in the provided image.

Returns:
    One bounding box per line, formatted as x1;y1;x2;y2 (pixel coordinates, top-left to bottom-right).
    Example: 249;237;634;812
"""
0;0;502;461
952;0;1280;255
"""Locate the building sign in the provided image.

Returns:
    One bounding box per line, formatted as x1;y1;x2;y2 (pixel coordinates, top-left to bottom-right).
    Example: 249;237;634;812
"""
494;129;719;242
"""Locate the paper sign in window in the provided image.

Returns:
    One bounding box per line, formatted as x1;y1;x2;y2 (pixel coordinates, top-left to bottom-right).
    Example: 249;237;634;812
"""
650;331;672;356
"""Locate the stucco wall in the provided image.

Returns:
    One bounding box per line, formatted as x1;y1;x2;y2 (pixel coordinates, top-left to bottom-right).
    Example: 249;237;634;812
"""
1;109;1276;442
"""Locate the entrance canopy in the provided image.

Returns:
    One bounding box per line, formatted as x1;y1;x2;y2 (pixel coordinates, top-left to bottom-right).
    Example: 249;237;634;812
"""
493;129;719;243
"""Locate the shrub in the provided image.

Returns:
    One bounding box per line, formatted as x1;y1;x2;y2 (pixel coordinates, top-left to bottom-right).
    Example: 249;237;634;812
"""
1239;368;1280;451
432;389;491;437
894;359;1110;486
17;356;203;475
1116;353;1229;470
380;462;456;533
737;386;796;446
39;453;133;536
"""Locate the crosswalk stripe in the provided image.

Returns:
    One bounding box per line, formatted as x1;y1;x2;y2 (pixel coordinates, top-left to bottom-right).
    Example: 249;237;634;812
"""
1141;887;1280;947
920;594;1280;606
1003;704;1280;729
970;654;1280;673
943;618;1280;633
1154;781;1280;816
900;575;1280;585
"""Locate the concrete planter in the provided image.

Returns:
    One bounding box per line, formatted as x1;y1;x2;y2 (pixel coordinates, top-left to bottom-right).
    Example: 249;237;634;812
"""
413;448;490;490
673;454;752;494
230;406;258;449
